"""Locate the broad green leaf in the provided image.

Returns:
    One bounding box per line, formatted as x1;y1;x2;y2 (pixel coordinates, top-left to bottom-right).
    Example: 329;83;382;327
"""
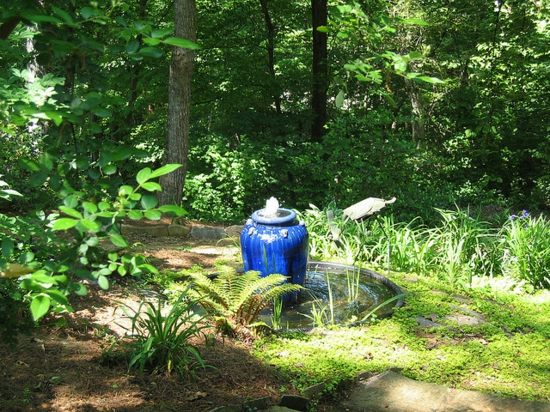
141;182;162;192
402;18;429;26
1;238;14;257
109;233;128;248
335;90;345;109
96;211;115;218
316;25;329;33
150;164;182;179
24;14;63;24
45;289;70;306
158;205;187;216
44;111;63;126
162;37;200;50
416;76;444;84
151;27;173;38
119;185;134;196
143;37;161;46
136;168;152;185
30;270;56;285
128;210;143;220
144;210;162;220
73;283;88;296
52;218;79;231
82;201;98;214
78;219;101;232
141;194;158;210
59;206;82;219
98;201;110;211
52;6;75;26
139;264;159;274
139;47;163;58
126;39;140;54
129;192;142;201
102;164;117;175
80;7;99;19
97;275;109;290
30;295;51;321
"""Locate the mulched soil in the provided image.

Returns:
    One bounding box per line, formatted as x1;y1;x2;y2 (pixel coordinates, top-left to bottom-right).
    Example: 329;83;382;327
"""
0;235;295;412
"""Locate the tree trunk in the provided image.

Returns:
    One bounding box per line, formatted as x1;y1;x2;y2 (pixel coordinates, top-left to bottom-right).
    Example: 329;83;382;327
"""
259;0;281;114
311;0;328;141
406;79;425;144
159;0;196;205
0;16;20;40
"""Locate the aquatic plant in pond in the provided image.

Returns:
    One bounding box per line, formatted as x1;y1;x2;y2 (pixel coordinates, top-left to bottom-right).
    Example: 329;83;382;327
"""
259;262;403;330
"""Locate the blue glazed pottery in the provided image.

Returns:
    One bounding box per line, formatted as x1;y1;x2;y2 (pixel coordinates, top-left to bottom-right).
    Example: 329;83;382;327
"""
240;207;308;289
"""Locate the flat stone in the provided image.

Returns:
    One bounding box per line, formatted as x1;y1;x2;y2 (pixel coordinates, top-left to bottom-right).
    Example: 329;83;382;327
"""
243;396;271;410
416;316;442;328
279;395;309;411
356;371;374;381
190;226;227;240
189;246;223;256
445;313;485;326
121;224;169;237
302;382;326;399
266;407;299;412
341;370;550;412
225;224;244;238
167;223;191;237
208;406;241;412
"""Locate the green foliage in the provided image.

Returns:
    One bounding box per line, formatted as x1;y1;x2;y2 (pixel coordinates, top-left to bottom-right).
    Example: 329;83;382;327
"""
187;268;302;336
501;213;550;289
303;205;549;289
121;292;207;378
254;273;550;400
0;165;185;326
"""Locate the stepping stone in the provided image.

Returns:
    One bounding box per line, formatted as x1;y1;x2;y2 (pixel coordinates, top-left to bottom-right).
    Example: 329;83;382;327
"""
341;370;550;412
190;226;227;240
416;316;442;328
225;224;244;238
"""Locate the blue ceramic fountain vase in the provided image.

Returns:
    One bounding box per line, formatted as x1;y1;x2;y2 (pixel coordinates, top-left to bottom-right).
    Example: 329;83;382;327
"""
240;208;308;288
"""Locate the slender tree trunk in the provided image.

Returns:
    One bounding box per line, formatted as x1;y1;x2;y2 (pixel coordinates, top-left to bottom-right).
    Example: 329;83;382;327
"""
311;0;328;141
0;16;20;40
406;79;425;144
159;0;196;205
259;0;281;114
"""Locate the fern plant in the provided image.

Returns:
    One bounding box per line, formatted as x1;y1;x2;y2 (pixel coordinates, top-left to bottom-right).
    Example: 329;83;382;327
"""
187;269;302;336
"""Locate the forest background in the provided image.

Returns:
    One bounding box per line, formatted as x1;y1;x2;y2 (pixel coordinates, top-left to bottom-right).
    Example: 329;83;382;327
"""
0;0;548;224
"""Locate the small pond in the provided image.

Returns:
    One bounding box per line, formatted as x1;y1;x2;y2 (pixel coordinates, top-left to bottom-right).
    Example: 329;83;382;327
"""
259;261;404;330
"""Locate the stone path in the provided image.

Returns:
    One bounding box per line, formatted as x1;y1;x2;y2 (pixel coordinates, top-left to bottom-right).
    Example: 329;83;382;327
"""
340;371;550;412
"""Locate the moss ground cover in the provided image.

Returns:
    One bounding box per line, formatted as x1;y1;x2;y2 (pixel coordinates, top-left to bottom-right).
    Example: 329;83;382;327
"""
252;270;550;401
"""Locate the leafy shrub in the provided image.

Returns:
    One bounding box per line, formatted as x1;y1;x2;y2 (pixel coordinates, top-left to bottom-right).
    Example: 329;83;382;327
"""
123;293;207;378
303;204;549;289
187;268;302;337
501;213;550;289
0;165;186;324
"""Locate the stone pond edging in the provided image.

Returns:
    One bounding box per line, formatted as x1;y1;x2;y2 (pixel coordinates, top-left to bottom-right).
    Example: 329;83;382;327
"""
120;221;244;241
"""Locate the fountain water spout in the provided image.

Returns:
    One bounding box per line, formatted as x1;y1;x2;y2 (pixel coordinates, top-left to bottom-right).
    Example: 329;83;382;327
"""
264;196;280;217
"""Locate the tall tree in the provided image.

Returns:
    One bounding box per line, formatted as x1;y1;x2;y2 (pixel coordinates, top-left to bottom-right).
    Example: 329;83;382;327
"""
259;0;281;114
159;0;197;205
311;0;328;141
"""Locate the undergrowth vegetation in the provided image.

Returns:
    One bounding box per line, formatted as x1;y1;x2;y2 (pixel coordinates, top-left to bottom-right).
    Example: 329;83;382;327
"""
303;205;549;290
254;272;550;401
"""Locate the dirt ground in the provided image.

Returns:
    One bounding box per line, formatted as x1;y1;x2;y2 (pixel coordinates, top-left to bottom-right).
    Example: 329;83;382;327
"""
0;234;295;412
